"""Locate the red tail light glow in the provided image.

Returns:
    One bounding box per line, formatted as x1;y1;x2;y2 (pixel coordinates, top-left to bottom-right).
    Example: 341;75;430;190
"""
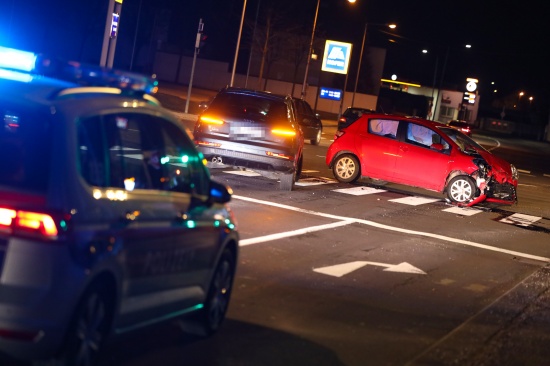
196;141;222;147
0;207;59;237
266;151;292;160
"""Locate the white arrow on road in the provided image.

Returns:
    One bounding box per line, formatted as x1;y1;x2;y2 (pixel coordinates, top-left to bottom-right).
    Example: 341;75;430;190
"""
313;261;426;277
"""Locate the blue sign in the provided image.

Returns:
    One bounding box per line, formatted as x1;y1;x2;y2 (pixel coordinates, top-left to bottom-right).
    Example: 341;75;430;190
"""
110;13;120;38
321;40;352;75
319;87;342;101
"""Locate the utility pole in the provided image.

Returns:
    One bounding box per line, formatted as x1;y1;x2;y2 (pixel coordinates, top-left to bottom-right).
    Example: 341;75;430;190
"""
185;18;204;114
100;0;123;68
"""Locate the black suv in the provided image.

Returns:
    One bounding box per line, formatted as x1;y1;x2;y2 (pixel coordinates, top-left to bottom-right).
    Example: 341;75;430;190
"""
194;87;304;190
292;98;323;145
338;107;375;130
0;46;238;365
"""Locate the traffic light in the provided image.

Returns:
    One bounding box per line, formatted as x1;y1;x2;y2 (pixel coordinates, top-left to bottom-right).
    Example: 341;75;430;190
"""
199;34;208;49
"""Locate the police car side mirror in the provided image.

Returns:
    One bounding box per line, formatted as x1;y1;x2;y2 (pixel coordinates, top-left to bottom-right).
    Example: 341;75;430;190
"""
209;180;232;204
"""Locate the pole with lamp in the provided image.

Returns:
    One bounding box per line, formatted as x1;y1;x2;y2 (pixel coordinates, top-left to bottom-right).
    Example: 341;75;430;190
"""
351;22;396;107
230;0;248;87
301;0;357;100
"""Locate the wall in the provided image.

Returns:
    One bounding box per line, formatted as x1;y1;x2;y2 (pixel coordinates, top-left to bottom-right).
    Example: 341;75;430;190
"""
153;52;378;115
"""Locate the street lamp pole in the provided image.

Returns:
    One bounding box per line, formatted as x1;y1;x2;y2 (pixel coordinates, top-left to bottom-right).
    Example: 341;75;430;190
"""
301;0;321;99
352;23;395;107
230;0;248;87
351;22;367;107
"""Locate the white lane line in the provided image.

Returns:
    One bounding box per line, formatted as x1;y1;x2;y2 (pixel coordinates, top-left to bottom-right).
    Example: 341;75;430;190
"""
240;220;355;246
333;186;387;195
544;174;550;178
233;195;550;262
518;169;531;174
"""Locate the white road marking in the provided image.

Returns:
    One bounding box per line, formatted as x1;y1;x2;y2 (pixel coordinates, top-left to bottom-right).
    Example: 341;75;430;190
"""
301;169;319;173
544;174;550;178
518;169;531;174
499;213;542;227
233;195;550;262
223;170;262;177
443;206;483;216
389;196;441;205
314;261;426;277
239;220;355;246
333;186;387;195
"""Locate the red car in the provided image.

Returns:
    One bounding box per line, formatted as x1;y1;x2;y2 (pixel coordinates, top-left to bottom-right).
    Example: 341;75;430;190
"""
326;114;518;206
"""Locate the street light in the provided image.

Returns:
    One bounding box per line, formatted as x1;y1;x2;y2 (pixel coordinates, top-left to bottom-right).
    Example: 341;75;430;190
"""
351;22;396;107
301;0;356;99
230;0;248;87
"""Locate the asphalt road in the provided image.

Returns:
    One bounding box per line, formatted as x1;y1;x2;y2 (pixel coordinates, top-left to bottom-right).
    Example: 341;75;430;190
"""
88;88;550;366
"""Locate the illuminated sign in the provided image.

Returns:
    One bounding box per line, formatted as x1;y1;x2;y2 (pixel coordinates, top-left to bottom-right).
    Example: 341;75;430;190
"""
466;78;478;92
321;40;352;75
319;87;342;101
110;13;120;38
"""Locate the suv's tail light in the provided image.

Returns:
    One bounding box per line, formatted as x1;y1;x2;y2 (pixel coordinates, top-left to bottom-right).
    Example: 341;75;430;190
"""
271;128;296;137
0;207;66;239
200;115;224;125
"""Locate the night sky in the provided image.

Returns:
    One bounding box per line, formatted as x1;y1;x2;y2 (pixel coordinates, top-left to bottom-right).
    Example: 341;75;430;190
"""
1;0;548;115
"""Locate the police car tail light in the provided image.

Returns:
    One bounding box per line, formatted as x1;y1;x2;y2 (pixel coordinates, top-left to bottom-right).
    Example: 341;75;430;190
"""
0;207;61;238
0;46;37;72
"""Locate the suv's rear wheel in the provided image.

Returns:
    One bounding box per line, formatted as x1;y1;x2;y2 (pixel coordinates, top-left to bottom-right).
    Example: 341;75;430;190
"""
333;154;360;183
311;130;321;145
279;153;302;191
446;175;477;203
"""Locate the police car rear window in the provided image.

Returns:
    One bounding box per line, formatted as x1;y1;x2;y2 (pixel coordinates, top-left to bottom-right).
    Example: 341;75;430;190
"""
0;105;51;193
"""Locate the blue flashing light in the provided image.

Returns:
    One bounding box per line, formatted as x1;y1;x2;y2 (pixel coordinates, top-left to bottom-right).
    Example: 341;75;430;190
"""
0;46;158;95
0;46;37;72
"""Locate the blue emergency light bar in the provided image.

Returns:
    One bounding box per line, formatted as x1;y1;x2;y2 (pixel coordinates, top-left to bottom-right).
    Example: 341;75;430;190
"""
0;46;158;94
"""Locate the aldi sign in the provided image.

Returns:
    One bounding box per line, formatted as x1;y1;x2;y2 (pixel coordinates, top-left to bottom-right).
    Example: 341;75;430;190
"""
321;40;352;75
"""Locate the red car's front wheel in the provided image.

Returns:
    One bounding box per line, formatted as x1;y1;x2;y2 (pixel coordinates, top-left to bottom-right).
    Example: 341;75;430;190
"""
333;154;360;183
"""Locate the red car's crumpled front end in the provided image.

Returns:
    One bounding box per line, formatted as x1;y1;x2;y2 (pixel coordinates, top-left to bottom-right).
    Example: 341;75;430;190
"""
465;150;518;206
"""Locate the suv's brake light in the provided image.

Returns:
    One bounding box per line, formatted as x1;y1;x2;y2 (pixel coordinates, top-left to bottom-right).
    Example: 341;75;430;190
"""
200;116;224;125
0;207;59;238
271;128;296;137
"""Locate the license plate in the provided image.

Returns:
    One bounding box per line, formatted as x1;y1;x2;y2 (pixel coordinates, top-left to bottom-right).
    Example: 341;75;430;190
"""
230;126;265;140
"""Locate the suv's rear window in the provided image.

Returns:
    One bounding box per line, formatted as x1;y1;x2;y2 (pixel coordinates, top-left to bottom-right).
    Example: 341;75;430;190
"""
0;105;51;193
207;93;289;123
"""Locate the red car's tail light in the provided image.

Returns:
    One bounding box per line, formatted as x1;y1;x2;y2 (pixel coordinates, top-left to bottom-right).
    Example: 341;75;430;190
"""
334;130;345;140
0;207;61;238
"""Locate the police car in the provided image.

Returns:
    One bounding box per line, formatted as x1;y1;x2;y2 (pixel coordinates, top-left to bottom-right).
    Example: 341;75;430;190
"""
0;46;239;364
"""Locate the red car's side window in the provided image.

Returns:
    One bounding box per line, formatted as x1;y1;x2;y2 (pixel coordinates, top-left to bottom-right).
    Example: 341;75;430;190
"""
369;119;398;139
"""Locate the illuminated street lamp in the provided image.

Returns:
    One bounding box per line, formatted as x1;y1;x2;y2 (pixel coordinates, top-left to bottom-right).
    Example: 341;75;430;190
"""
351;22;396;107
301;0;357;99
